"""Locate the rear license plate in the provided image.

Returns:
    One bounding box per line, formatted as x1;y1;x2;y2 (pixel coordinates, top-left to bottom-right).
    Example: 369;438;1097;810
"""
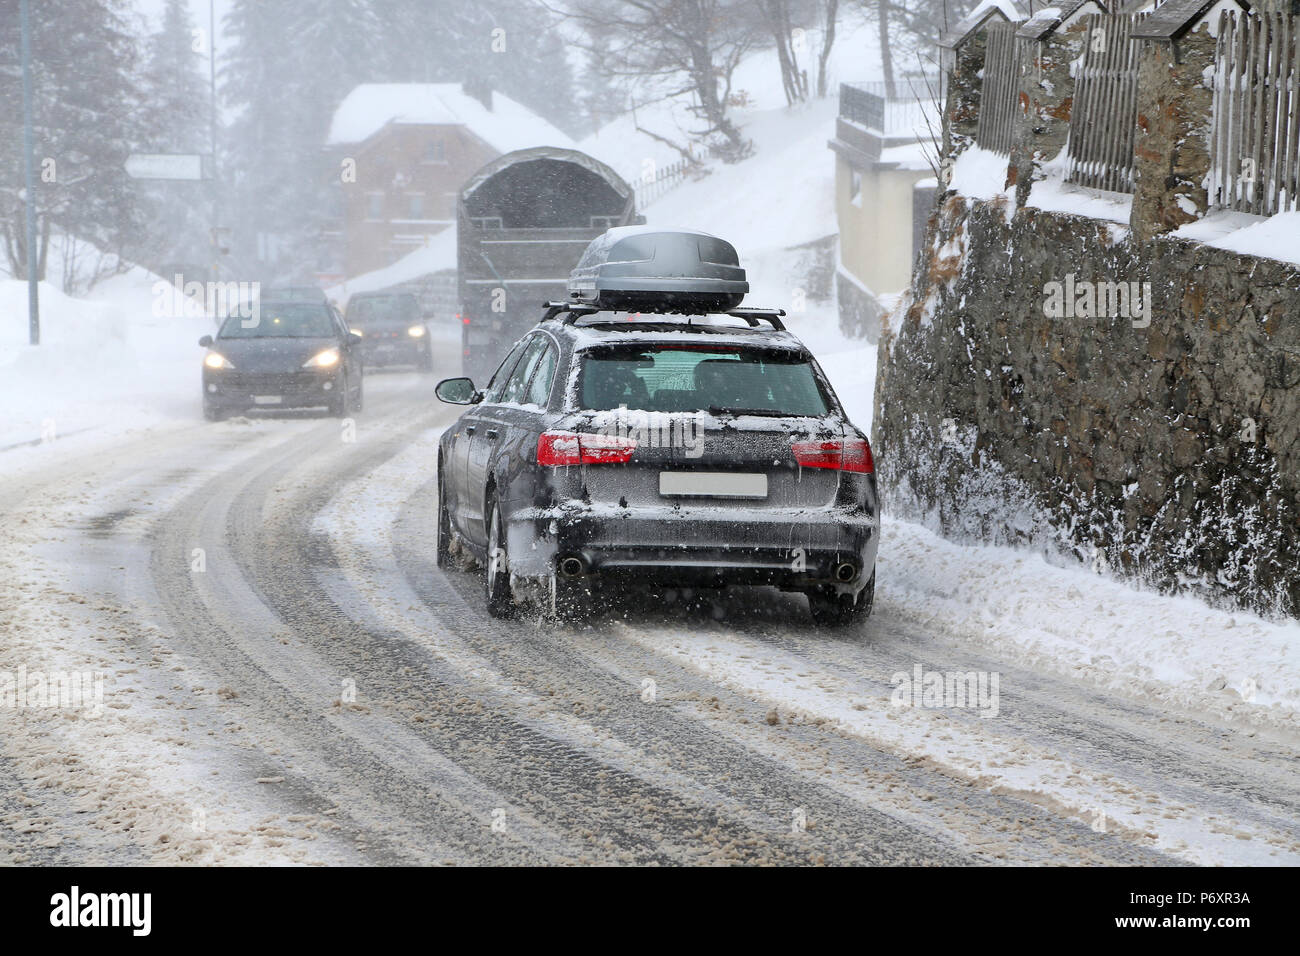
252;395;283;405
659;472;768;499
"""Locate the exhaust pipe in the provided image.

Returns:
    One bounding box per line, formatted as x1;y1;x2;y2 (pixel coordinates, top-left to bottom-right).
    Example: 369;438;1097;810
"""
833;562;858;583
558;555;586;578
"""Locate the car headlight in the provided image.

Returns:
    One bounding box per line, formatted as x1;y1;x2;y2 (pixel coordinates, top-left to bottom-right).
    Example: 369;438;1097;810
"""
407;325;426;338
303;348;340;369
204;352;234;370
349;327;364;338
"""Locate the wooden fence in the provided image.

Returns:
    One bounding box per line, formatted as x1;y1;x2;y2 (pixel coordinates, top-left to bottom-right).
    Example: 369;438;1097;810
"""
634;158;694;208
1065;14;1145;193
975;21;1022;154
1209;10;1300;215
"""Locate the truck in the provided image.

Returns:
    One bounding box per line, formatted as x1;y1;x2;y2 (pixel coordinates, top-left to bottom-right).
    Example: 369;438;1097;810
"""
456;146;640;383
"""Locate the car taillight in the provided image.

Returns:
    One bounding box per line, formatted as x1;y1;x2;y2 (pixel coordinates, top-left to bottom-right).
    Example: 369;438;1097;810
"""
791;438;874;473
537;431;637;466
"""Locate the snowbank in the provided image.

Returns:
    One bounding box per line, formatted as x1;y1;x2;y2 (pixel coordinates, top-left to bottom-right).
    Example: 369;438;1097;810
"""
1174;209;1300;268
0;274;210;452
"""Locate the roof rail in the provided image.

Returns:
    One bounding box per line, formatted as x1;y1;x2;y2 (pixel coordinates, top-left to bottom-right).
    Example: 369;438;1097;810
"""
727;307;787;331
541;300;599;324
542;300;788;331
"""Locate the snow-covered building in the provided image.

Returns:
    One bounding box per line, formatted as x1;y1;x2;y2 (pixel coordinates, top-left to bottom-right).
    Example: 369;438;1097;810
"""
324;82;575;278
828;78;941;341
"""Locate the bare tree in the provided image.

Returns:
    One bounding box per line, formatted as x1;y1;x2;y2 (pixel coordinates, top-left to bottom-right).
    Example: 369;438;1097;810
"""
559;0;756;161
816;0;839;97
878;0;897;97
760;0;809;106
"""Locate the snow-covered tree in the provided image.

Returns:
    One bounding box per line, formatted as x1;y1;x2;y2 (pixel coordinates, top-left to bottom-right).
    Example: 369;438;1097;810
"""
565;0;757;161
0;0;147;283
370;0;579;137
137;0;212;274
221;0;380;280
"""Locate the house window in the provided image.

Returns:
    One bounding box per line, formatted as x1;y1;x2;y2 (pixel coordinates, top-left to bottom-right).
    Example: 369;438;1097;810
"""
365;192;384;220
423;139;446;163
850;169;863;207
407;193;424;219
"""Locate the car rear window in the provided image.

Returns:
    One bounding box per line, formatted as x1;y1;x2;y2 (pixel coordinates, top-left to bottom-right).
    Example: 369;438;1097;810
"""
218;303;335;338
578;345;829;416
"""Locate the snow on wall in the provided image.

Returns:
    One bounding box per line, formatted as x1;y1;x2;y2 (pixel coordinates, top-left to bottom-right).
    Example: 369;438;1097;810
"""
877;192;1300;618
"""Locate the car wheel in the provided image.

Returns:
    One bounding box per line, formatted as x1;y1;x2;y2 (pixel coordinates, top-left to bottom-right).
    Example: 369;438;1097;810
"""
808;572;875;628
203;401;224;422
484;496;514;618
436;465;453;569
419;346;434;373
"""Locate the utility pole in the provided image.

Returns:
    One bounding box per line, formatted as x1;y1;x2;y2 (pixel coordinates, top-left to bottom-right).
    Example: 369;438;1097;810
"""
20;0;39;345
209;0;219;284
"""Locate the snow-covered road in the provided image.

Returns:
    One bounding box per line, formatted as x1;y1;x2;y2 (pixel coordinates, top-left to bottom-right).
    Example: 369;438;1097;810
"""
2;367;1298;865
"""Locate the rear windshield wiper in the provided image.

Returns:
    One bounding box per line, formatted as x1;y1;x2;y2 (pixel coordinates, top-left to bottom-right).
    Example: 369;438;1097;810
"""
707;405;793;417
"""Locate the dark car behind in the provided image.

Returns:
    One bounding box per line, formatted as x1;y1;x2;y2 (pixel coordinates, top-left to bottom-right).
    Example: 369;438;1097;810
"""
344;292;433;371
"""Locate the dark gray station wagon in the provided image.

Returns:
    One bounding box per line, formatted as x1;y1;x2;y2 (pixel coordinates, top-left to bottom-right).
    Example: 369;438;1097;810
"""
434;229;879;627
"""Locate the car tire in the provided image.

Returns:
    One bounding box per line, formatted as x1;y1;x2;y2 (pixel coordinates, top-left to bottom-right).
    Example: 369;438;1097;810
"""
807;571;875;628
436;464;453;570
484;496;514;618
203;401;224;422
419;346;434;373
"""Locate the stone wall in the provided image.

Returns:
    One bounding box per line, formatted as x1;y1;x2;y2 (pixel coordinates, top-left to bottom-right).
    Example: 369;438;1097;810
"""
876;195;1300;616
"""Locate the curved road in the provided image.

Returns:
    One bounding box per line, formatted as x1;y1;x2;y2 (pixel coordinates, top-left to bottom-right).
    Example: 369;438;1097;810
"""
1;368;1297;865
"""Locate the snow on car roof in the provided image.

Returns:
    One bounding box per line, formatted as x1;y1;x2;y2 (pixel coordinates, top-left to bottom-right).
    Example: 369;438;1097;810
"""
326;83;575;153
559;318;802;352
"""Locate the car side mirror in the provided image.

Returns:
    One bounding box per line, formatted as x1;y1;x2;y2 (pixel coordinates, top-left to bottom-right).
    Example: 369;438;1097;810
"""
348;332;362;346
198;335;213;348
435;377;480;405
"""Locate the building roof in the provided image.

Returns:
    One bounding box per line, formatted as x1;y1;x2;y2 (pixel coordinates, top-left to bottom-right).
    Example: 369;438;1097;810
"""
327;83;576;153
1017;1;1108;40
939;0;1029;49
1130;0;1250;39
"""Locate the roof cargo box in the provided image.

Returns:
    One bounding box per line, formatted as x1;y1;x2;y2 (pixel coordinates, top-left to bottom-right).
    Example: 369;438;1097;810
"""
566;227;748;312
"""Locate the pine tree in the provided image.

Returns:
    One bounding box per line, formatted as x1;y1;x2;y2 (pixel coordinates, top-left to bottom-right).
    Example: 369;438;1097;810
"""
221;0;380;280
138;0;212;274
0;0;147;285
370;0;579;136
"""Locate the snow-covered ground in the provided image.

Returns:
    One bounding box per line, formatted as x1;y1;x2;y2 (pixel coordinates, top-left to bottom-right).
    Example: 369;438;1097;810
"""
5;54;1296;742
0;272;211;455
3;24;1298;864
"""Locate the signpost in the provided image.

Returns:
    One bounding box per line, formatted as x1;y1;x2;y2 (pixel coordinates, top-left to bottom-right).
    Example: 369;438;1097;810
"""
124;153;207;181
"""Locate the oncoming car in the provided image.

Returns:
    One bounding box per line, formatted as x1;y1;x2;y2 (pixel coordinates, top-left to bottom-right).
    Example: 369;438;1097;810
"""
199;300;363;419
434;228;878;627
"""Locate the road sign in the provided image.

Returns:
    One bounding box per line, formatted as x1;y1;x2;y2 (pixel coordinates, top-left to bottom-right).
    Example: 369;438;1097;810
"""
125;153;206;181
